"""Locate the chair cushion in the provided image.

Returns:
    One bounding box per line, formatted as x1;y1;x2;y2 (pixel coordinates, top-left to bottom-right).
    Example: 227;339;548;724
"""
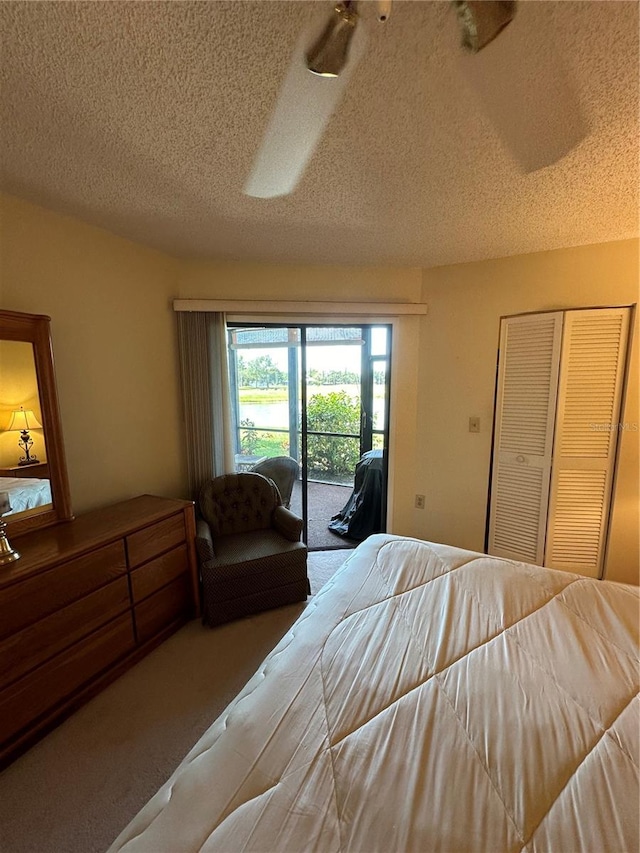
204;529;307;579
199;472;281;536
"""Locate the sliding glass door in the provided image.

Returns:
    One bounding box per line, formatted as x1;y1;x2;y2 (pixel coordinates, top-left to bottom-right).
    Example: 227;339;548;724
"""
228;323;391;549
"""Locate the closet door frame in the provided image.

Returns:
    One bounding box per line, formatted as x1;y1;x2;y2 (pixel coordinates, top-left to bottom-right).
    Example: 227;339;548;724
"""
486;304;634;576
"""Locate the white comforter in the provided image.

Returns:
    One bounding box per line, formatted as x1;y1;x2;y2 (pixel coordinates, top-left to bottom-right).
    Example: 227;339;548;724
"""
110;535;639;853
0;476;52;514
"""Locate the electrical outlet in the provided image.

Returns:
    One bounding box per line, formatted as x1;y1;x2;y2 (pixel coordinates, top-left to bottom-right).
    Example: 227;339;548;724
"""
415;494;425;509
469;416;481;433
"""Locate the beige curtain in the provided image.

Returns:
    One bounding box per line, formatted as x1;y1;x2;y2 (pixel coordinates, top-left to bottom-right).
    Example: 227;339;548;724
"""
177;312;234;500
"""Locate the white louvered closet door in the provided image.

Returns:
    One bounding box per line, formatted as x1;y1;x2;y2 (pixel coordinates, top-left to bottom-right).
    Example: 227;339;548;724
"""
545;307;631;577
488;312;564;564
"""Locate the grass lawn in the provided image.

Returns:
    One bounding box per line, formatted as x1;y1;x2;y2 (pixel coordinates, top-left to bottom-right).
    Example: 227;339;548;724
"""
239;385;372;403
239;388;288;403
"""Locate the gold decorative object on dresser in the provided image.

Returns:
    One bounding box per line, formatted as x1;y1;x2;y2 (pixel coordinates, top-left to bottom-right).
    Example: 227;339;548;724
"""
0;494;199;768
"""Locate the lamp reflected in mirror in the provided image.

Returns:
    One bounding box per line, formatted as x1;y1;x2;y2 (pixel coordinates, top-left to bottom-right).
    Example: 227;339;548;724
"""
5;407;43;466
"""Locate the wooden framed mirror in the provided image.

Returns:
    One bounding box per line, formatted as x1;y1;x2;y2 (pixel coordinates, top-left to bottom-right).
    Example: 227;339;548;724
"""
0;310;73;537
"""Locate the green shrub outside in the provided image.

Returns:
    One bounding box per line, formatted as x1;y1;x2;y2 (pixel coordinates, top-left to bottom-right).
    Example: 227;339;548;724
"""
238;390;361;480
307;391;360;480
239;420;289;457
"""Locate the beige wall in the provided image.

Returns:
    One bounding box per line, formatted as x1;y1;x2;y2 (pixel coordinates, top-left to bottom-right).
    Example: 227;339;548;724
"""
418;239;639;585
178;259;422;304
0;193;185;513
1;194;637;583
0;195;423;532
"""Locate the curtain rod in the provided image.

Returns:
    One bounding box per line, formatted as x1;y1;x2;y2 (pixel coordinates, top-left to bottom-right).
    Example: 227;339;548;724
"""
173;299;427;316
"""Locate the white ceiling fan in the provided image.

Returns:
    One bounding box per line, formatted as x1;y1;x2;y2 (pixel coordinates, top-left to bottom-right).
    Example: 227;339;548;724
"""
244;1;586;199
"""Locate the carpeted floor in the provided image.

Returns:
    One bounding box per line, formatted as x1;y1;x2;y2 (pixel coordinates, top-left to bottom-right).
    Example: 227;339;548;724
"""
0;549;351;853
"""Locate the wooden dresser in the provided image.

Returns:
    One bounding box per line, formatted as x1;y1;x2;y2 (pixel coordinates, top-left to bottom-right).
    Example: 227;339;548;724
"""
0;463;50;479
0;494;198;768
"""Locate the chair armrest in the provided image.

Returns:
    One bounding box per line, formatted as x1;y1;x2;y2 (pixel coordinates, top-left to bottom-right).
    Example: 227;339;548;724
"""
195;516;216;563
273;505;303;542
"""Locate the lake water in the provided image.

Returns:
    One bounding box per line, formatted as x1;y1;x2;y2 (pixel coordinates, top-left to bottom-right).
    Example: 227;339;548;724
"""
239;385;385;430
239;401;290;430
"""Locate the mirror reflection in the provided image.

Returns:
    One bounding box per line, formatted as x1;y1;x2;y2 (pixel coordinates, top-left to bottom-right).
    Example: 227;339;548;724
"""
0;340;52;518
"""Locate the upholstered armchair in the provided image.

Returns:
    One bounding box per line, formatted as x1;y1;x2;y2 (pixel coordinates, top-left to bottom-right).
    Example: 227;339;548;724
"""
196;472;309;627
250;455;299;509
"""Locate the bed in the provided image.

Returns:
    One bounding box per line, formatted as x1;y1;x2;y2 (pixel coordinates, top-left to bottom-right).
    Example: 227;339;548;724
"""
0;476;52;514
109;534;639;853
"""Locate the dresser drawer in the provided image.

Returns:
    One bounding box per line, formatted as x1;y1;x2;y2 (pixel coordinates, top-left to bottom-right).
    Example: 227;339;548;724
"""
0;577;130;688
0;614;135;746
135;574;191;645
126;513;186;569
0;541;127;640
130;544;189;603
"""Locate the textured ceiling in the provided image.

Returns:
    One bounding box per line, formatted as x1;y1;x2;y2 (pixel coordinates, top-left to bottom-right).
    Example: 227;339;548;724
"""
0;1;638;268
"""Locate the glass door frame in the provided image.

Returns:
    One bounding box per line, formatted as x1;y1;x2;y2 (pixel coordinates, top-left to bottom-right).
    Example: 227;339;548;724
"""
227;321;392;548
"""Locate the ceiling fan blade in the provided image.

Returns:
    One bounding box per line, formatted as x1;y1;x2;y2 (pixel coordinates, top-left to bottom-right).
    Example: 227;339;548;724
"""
244;20;366;199
457;6;588;172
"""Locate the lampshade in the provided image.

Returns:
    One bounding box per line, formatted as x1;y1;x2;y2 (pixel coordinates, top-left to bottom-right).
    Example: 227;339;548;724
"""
6;408;43;432
306;2;358;77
